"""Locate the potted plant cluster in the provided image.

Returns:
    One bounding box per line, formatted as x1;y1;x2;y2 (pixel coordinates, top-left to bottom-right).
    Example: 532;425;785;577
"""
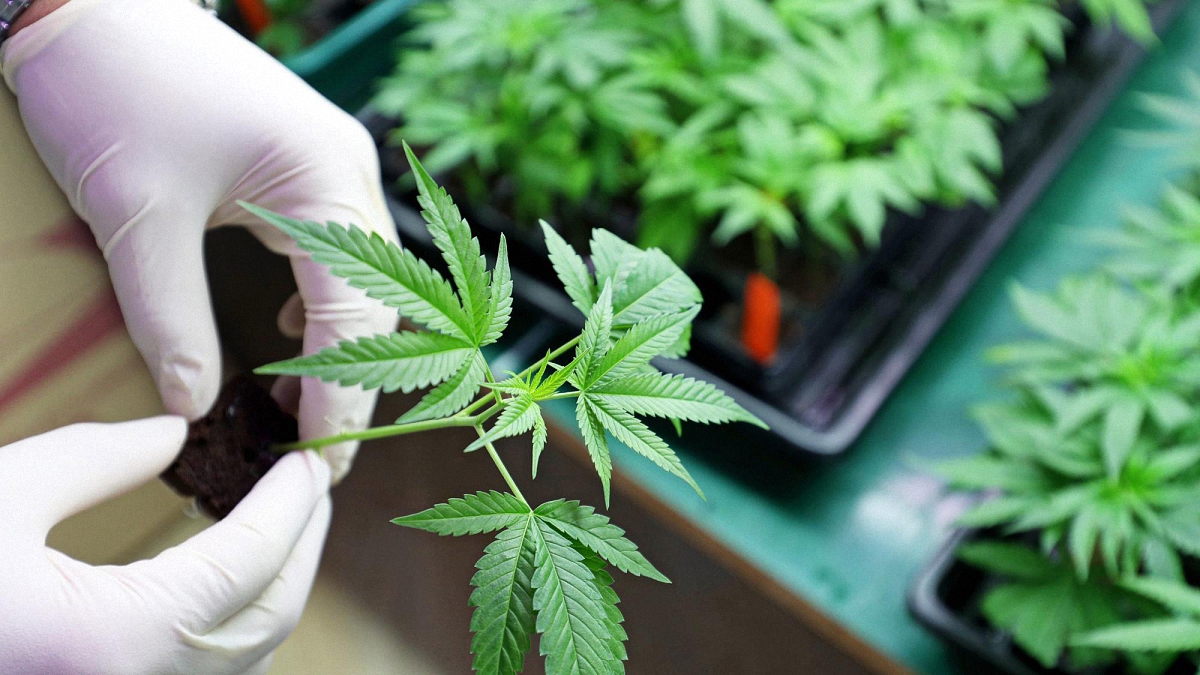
364;0;1184;457
166;148;766;675
909;176;1200;675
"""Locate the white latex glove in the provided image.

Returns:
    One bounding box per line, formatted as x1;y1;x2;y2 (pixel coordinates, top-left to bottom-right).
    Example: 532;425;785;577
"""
0;417;333;675
1;0;400;481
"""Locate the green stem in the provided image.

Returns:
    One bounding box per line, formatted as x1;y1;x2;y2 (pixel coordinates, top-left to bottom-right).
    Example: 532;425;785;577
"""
456;335;582;418
276;405;502;452
276;336;583;453
544;391;580;401
755;223;777;280
476;424;528;505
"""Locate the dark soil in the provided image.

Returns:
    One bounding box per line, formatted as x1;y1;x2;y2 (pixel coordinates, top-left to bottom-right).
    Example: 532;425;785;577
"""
160;376;297;520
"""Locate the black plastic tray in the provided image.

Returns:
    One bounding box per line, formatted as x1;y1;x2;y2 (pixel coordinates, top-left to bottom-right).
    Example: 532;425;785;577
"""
365;0;1187;458
909;529;1194;675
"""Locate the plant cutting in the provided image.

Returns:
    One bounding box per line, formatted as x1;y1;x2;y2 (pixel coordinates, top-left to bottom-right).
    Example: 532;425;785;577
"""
209;145;765;674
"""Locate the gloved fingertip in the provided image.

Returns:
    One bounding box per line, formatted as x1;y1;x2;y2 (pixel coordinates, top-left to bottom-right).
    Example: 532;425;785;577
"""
276;292;306;340
139;414;189;445
157;356;220;421
277;449;332;495
320;442;357;485
270;375;301;417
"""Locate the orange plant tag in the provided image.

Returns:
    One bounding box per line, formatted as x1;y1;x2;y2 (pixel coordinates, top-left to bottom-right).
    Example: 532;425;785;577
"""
741;272;781;365
236;0;274;35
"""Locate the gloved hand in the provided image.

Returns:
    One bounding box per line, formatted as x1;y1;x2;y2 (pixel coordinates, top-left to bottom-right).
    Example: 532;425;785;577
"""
1;0;399;482
0;417;332;675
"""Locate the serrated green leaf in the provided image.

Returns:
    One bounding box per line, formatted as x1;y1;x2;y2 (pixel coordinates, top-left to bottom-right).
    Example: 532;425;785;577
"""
399;350;488;423
257;331;473;393
530;519;618;675
589;230;638;286
404;142;491;343
468;396;542;452
574;545;628;670
532;356;582;400
241;202;471;340
532;412;548;479
392;491;531;536
469;517;537;675
484;235;513;347
588;372;765;429
609;249;702;327
1074;619;1200;652
576;284;615;387
535;500;669;583
543;221;595;315
584;308;699;388
585;395;703;498
576;396;613;506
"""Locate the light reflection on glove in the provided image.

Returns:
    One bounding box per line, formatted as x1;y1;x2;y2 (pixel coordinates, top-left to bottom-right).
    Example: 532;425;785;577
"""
1;0;399;482
0;417;332;675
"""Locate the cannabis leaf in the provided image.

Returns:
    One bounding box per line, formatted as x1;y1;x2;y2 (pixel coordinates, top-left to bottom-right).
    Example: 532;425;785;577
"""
405;141;492;343
399;351;488;423
990;277;1200;475
530;519;618;675
536;500;669;582
576;546;629;668
542;222;596;315
576;394;615;506
258;332;474;394
392;491;532;536
585;396;703;498
485;236;514;346
240;203;472;341
467;396;543;452
588;372;767;427
469;518;537;675
393;494;664;675
582;308;699;388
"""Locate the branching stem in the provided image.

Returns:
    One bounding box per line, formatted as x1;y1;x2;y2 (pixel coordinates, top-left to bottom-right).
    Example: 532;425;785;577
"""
275;336;582;465
476;424;528;505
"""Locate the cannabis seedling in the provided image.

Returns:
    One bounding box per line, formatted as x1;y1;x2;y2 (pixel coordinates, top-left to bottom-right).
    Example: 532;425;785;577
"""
942;391;1200;583
243;144;765;675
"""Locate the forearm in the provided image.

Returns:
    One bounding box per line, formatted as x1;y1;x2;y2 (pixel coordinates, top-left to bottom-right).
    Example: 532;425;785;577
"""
9;0;69;37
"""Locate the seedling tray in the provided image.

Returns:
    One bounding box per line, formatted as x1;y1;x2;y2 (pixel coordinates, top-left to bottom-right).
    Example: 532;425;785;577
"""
909;530;1193;675
222;0;418;111
366;0;1186;458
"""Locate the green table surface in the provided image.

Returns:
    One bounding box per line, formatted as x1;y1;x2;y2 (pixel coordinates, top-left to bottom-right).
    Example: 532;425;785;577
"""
517;5;1200;674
